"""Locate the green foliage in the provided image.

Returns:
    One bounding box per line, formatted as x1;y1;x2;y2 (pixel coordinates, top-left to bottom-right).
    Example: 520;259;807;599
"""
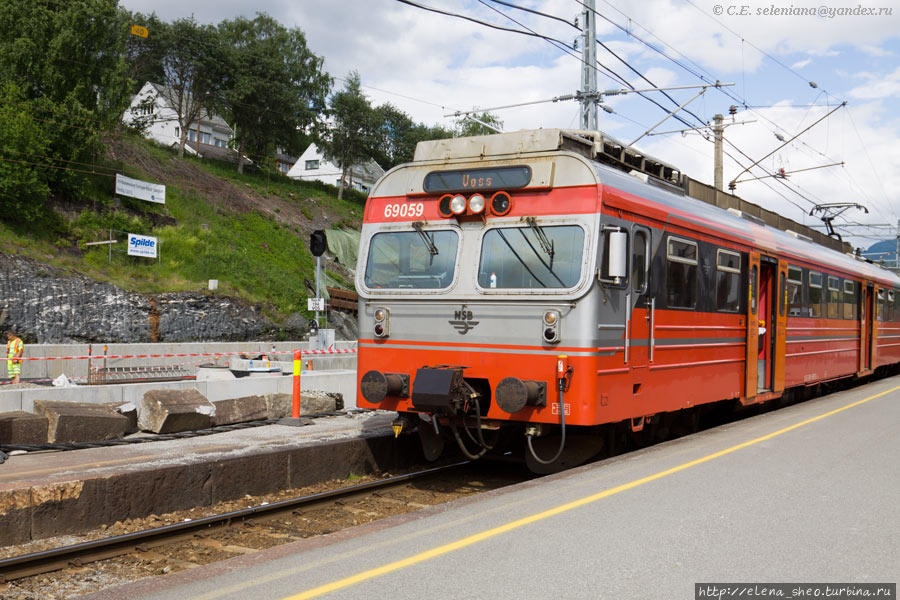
122;12;170;95
319;72;379;198
371;103;454;170
0;0;129;218
455;111;504;137
0;84;51;223
217;14;331;171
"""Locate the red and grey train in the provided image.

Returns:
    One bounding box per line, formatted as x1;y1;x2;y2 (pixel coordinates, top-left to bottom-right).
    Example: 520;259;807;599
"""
354;129;900;471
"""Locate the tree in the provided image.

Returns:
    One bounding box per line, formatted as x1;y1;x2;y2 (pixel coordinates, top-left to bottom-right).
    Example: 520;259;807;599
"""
371;104;453;170
0;0;130;211
217;14;330;173
320;72;378;199
0;85;51;223
455;111;504;137
122;11;170;96
156;17;224;158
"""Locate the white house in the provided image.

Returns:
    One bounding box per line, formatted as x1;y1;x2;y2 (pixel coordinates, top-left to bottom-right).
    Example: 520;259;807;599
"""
287;143;384;194
123;82;234;156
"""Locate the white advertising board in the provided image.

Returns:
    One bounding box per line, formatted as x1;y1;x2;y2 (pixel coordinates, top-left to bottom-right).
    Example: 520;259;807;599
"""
115;173;166;204
127;233;158;258
307;298;326;311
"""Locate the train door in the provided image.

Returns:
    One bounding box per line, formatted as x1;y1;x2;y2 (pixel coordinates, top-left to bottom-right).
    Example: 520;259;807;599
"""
745;253;760;403
745;253;780;399
628;226;651;374
773;260;788;393
757;258;778;392
860;283;875;373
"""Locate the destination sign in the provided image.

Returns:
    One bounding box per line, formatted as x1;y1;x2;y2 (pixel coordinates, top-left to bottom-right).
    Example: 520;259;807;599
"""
423;166;531;193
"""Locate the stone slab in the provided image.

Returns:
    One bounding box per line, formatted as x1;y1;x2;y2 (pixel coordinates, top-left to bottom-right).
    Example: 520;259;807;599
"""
264;392;343;419
0;411;49;445
213;395;268;426
138;388;214;434
106;402;139;434
33;400;129;443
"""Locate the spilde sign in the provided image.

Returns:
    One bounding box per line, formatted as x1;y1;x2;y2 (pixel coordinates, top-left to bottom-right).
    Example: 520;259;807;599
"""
127;233;158;258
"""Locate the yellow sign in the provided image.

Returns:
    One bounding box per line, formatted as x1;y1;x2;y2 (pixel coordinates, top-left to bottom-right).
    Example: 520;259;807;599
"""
130;24;149;38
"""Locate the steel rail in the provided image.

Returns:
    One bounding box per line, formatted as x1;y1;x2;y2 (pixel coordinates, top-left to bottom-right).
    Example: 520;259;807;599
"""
0;460;470;582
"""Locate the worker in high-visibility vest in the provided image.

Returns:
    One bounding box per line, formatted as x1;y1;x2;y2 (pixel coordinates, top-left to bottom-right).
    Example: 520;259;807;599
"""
5;331;24;384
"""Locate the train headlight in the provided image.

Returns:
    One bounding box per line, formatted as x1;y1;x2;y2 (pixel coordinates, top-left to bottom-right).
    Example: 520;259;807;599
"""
490;191;512;216
468;193;485;214
437;194;454;218
450;194;467;215
374;307;390;338
542;310;560;344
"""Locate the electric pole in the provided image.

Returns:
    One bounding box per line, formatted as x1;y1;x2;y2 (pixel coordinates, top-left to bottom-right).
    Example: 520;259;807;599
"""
580;0;597;130
713;114;724;191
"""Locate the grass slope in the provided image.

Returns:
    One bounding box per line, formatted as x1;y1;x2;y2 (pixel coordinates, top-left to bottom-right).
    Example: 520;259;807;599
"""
0;134;363;319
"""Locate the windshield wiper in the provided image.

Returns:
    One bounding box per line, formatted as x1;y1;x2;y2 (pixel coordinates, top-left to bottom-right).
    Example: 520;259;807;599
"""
497;229;547;288
516;228;565;287
524;217;554;260
412;221;438;256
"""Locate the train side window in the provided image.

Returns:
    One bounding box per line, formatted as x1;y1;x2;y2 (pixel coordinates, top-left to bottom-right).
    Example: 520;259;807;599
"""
877;289;885;321
890;290;897;321
843;280;857;320
827;276;841;319
666;236;698;308
787;267;804;316
631;230;649;294
715;249;741;312
808;272;823;317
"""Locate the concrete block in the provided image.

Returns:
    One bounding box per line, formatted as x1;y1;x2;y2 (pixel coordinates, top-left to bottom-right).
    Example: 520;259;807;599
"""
263;391;342;419
104;402;138;434
33;400;129;443
205;377;286;402
213;395;268;426
264;393;292;419
196;365;236;381
138;388;214;434
0;391;24;412
0;411;49;445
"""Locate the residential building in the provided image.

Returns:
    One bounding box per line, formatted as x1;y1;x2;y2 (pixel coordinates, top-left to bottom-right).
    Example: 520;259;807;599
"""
287;143;384;194
123;82;234;156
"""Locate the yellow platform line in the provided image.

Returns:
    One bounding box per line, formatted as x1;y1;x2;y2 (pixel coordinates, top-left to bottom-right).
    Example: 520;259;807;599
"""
281;383;899;600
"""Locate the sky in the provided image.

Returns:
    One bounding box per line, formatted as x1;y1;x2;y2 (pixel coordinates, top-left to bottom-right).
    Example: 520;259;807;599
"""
119;0;900;254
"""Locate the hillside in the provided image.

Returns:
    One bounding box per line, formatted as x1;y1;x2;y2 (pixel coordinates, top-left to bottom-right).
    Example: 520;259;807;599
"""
0;134;363;340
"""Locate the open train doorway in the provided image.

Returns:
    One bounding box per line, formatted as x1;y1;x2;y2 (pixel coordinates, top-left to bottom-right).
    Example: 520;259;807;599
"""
746;253;780;400
860;283;875;373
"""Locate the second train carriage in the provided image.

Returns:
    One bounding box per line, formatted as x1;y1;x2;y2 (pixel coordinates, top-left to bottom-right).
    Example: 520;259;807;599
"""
354;129;900;471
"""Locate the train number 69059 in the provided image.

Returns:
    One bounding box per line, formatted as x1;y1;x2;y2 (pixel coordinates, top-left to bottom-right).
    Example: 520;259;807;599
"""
384;203;424;218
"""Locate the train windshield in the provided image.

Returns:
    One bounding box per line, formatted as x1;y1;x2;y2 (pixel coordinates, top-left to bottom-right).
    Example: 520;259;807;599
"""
364;230;459;289
478;225;584;289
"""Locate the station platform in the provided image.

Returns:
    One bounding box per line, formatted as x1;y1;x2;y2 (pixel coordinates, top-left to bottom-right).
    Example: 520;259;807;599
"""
81;374;900;600
0;411;414;546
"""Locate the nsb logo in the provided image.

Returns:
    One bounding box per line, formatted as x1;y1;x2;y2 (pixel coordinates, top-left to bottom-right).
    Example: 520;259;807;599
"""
449;304;479;335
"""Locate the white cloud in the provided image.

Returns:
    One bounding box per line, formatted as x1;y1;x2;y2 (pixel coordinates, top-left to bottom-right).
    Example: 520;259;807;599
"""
849;66;900;100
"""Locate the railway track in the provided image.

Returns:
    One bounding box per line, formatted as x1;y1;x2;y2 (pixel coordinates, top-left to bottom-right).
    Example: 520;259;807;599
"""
0;460;529;598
